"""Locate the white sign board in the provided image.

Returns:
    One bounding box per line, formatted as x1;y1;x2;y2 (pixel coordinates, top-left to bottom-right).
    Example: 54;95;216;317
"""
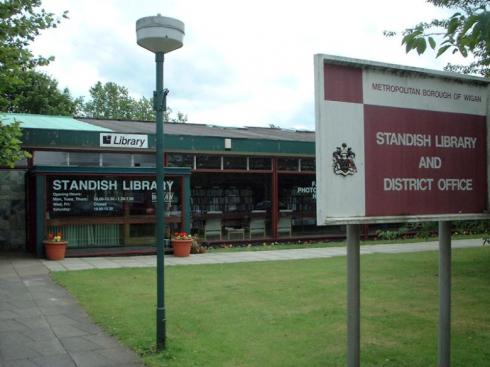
314;55;490;224
100;133;148;149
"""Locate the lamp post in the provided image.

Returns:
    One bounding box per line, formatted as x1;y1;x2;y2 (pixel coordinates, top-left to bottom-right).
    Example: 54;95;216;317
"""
136;14;185;350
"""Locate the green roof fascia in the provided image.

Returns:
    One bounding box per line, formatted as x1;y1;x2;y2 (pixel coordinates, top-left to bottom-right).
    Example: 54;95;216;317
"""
164;135;315;156
31;165;192;176
21;129;315;156
1;113;111;131
22;128;105;149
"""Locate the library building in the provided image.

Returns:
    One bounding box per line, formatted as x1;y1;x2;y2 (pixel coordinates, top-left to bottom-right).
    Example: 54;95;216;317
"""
0;113;344;257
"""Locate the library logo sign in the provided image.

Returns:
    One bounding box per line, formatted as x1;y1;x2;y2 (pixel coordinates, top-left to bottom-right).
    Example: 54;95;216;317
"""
100;133;148;149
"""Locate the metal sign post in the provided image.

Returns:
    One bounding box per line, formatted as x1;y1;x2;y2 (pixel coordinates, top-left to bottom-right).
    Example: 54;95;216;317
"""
438;221;451;367
347;224;361;367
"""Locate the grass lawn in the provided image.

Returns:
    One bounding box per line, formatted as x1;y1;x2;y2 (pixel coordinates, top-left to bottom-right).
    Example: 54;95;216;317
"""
52;247;490;367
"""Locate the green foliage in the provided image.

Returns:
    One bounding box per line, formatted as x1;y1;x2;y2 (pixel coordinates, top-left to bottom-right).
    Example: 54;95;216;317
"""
375;224;412;241
81;81;188;122
376;221;490;241
454;220;490;235
415;222;439;239
83;81;135;120
0;0;68;109
375;229;402;241
132;96;155;121
376;222;442;241
3;70;81;115
0;1;75;164
386;0;489;76
0;118;31;167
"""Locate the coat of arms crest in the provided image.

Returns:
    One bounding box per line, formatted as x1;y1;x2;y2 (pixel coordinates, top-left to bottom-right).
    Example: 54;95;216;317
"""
332;143;357;176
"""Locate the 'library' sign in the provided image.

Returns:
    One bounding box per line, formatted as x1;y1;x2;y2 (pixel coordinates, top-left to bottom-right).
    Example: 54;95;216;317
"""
100;133;148;148
314;55;489;224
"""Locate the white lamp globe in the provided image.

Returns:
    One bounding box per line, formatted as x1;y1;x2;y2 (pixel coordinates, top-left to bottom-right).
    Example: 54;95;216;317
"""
136;15;185;53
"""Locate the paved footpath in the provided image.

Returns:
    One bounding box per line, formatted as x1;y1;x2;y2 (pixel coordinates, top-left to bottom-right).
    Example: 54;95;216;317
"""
42;238;483;271
0;255;144;367
0;238;484;366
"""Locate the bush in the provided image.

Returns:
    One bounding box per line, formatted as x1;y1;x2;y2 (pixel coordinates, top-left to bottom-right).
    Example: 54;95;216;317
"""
454;220;490;236
191;238;207;254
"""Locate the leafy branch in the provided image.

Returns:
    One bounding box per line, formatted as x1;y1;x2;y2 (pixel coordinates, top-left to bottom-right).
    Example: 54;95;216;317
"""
385;1;489;77
0;118;31;168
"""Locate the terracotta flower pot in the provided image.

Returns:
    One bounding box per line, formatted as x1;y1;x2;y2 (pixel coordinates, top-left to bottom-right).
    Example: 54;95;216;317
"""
44;240;67;260
172;239;192;257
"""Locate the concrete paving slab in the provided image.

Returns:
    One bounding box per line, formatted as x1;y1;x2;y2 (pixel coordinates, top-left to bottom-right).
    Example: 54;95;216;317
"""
19;326;58;343
68;351;112;367
0;330;36;347
30;353;77;367
41;261;67;271
50;324;96;339
2;359;40;367
83;334;123;350
0;256;145;367
26;338;66;357
0;341;41;361
93;347;143;365
59;336;104;353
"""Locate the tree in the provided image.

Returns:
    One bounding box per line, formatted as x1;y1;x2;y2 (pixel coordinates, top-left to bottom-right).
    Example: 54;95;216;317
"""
0;119;30;167
385;0;489;77
82;81;188;122
83;82;135;120
0;0;68;109
133;96;155;121
0;0;67;167
4;70;81;115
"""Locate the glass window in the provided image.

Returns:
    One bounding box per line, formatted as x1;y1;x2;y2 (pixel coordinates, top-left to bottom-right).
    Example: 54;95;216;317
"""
127;177;181;216
13;158;28;167
47;224;122;248
167;153;194;168
300;158;315;172
249;157;271;170
69;152;100;167
133;154;155;167
196;155;221;169
34;151;68;166
278;174;317;236
129;223;154;238
191;172;272;239
278;157;298;171
223;156;247;170
101;153;131;167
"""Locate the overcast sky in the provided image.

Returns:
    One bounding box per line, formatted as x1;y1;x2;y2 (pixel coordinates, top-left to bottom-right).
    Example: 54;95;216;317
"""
31;0;469;130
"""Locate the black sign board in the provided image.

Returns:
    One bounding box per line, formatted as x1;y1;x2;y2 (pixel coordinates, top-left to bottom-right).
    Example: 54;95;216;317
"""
46;176;177;218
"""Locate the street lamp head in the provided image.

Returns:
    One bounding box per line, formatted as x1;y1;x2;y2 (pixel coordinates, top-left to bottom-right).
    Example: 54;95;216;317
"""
136;15;185;53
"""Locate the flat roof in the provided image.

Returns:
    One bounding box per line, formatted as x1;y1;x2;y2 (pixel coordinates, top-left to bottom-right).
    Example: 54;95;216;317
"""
1;113;314;142
79;118;315;142
1;113;112;132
